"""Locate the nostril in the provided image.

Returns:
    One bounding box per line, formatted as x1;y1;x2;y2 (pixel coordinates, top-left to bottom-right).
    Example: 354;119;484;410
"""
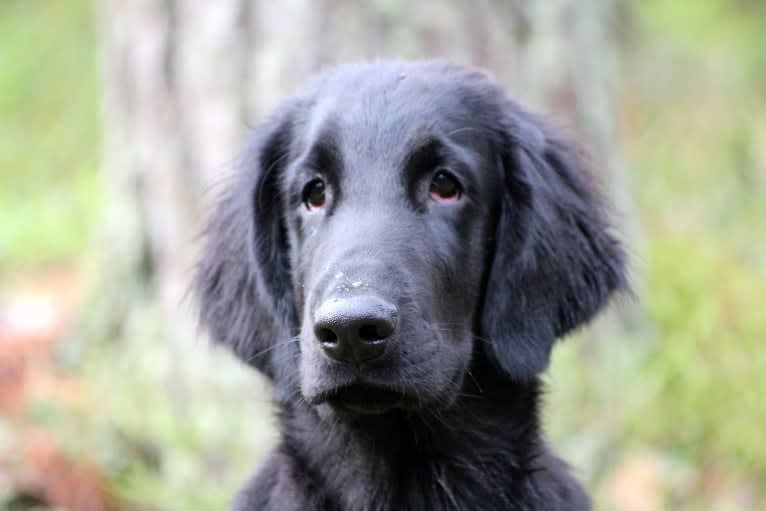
316;328;338;346
359;324;382;342
358;323;391;343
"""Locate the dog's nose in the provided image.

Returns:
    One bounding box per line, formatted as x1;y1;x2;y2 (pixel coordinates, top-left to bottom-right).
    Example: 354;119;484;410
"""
313;296;398;363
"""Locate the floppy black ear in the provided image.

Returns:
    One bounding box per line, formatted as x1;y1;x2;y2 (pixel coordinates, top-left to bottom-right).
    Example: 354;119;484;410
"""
194;105;296;379
481;106;627;381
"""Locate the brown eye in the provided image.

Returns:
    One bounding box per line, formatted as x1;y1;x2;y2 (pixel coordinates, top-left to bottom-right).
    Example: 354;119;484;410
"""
303;179;326;211
429;169;461;202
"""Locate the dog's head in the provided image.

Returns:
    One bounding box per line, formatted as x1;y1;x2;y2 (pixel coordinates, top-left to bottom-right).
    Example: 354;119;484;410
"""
196;61;626;416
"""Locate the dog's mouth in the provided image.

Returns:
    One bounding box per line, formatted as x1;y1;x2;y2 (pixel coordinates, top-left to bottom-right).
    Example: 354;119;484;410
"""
311;383;407;415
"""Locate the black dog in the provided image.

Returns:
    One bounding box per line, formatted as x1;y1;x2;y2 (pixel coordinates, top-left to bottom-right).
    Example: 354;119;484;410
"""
196;61;626;511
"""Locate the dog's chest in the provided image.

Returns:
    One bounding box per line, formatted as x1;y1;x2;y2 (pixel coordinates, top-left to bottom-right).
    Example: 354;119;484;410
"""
329;454;518;511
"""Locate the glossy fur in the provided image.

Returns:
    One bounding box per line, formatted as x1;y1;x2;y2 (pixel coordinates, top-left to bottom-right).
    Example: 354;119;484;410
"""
195;61;626;511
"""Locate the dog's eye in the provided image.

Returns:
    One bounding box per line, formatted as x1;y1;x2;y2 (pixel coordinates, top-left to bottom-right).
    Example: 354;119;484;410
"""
429;169;461;202
303;179;326;211
303;179;327;210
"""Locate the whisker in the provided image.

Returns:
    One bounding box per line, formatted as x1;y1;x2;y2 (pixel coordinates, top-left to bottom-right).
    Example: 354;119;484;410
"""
242;336;301;364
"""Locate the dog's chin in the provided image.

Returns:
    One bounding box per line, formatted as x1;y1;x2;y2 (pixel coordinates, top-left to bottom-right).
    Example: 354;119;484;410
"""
308;383;410;416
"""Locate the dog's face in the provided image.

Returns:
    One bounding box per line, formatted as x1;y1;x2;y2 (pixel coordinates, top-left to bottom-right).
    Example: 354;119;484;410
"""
196;61;626;417
282;81;502;413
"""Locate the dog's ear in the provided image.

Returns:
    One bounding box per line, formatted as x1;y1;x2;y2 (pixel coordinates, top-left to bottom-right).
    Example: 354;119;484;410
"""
195;104;296;378
481;105;627;381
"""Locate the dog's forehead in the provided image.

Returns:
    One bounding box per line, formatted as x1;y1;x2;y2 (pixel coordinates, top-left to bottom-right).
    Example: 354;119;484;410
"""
295;65;489;178
336;71;473;135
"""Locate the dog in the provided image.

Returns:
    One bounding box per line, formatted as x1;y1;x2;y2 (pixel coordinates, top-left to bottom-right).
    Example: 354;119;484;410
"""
195;60;626;510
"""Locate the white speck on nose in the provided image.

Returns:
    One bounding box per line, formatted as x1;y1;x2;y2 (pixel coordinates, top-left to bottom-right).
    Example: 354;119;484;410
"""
334;272;344;279
351;281;363;288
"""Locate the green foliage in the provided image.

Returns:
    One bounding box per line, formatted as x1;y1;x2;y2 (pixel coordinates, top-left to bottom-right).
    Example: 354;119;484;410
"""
635;234;766;476
0;0;100;267
622;5;766;471
548;0;766;506
629;0;766;474
636;0;766;84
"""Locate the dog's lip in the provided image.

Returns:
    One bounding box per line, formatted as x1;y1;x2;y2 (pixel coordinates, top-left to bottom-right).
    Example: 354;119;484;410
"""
310;383;408;415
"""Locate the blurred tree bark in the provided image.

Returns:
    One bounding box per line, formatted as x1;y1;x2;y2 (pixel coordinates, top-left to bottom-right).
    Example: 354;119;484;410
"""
97;0;639;344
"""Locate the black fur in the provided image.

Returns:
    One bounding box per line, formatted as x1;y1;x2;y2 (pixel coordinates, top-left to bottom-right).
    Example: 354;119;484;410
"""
195;61;626;511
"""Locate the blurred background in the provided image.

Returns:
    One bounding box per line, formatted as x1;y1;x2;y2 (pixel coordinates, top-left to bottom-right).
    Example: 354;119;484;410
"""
1;1;764;510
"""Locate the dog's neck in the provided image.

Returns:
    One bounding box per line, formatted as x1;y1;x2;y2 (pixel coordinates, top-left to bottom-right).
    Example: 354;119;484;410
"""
276;360;583;510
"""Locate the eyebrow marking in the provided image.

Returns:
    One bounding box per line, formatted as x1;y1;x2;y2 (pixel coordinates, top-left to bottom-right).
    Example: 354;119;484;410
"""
309;139;341;172
296;129;344;179
402;137;445;176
